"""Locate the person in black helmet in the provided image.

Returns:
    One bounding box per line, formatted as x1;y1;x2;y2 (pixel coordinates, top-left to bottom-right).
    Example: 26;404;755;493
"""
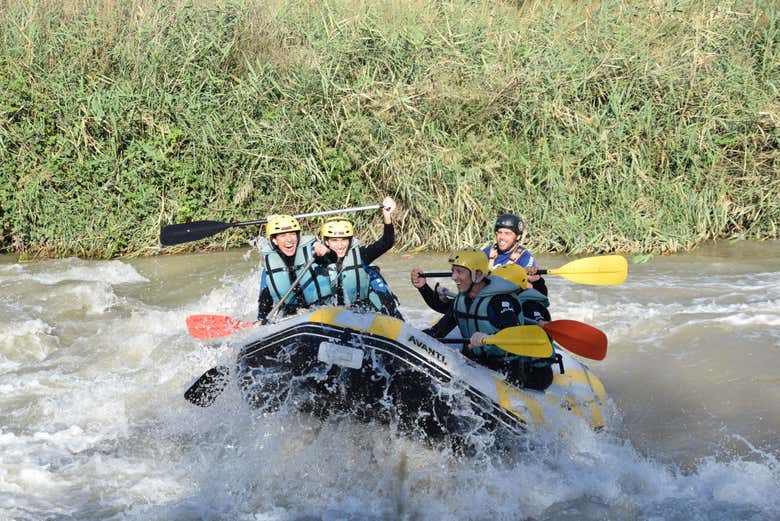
411;213;547;314
483;213;547;296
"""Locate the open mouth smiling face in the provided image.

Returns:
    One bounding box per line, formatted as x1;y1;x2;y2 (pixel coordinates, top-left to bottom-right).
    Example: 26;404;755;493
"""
272;231;299;256
326;237;350;259
495;228;518;252
451;265;473;293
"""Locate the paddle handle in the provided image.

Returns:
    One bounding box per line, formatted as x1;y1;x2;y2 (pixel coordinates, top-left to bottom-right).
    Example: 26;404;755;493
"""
439;337;494;346
209;204;385;229
292;204;383;221
425;268;550;277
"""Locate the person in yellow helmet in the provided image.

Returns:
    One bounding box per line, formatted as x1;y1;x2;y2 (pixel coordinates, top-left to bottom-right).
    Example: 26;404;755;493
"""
415;250;554;390
411;263;552;323
257;214;332;322
319;196;403;319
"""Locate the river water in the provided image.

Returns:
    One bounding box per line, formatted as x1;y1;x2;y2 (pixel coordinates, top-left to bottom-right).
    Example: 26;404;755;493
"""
1;241;778;521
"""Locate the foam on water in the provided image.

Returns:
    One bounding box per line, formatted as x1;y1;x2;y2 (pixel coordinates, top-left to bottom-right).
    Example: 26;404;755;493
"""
0;319;58;367
0;258;148;286
95;405;779;521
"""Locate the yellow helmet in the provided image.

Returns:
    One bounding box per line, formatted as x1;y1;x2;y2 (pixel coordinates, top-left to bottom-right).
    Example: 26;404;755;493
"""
447;249;488;275
320;217;354;239
490;263;528;289
265;214;301;239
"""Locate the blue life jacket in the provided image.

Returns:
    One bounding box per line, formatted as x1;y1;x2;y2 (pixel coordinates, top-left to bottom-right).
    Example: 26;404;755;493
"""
261;235;333;307
326;239;403;319
482;243;535;270
327;239;371;306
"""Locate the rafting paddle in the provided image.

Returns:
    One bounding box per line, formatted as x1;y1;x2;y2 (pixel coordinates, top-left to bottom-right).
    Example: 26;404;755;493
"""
440;325;554;358
187;314;256;339
160;203;382;246
526;318;607;361
183;365;230;407
186;315;254;340
184;256;318;406
421;255;628;286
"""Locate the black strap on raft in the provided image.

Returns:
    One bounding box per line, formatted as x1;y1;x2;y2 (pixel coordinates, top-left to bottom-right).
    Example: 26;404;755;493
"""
555;353;565;374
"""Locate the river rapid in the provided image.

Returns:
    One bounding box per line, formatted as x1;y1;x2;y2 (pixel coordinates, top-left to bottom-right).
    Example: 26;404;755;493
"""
1;241;778;521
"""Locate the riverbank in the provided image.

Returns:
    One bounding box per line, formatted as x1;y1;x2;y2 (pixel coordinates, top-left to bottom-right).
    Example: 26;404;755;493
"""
2;0;778;259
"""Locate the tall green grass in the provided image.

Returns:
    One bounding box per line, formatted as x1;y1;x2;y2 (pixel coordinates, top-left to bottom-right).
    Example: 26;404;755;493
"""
1;0;777;258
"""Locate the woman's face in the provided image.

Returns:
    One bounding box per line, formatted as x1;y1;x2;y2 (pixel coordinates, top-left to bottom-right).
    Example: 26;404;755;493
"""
325;237;350;259
271;231;299;256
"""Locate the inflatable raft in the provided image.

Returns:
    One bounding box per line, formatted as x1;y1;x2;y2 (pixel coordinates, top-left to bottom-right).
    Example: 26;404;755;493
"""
234;307;608;447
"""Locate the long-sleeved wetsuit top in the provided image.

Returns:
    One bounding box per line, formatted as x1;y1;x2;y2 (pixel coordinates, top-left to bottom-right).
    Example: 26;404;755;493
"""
417;283;451;314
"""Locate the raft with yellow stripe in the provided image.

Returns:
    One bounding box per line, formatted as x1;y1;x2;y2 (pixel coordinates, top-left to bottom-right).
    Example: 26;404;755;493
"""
236;307;608;446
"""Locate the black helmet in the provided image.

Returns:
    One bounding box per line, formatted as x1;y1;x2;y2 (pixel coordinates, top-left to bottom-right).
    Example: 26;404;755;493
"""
494;213;524;235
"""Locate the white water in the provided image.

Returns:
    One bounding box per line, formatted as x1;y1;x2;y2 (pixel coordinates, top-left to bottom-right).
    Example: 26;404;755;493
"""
1;243;778;521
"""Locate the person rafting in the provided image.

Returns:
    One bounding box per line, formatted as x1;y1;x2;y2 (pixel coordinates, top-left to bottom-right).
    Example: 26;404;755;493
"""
484;213;547;296
487;263;551;324
411;263;552;322
419;250;556;390
256;214;333;322
411;212;548;314
319;196;403;319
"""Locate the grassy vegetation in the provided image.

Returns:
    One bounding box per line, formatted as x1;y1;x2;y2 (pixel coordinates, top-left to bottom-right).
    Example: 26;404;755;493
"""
1;0;778;259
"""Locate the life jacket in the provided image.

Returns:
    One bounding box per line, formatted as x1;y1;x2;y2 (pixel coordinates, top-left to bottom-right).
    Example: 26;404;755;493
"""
513;288;550;323
261;235;332;306
453;276;521;351
327;238;371;305
454;277;555;364
363;264;404;320
510;287;557;369
485;242;529;270
326;239;404;319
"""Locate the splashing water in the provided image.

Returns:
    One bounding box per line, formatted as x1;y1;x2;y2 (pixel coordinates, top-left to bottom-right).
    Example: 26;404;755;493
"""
1;243;778;520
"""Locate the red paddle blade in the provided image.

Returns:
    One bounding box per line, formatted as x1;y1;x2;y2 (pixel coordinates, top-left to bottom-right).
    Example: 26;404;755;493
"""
186;314;254;339
542;320;608;361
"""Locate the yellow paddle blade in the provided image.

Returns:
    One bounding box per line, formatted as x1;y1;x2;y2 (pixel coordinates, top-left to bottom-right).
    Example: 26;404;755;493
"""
484;326;553;358
547;255;628;286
